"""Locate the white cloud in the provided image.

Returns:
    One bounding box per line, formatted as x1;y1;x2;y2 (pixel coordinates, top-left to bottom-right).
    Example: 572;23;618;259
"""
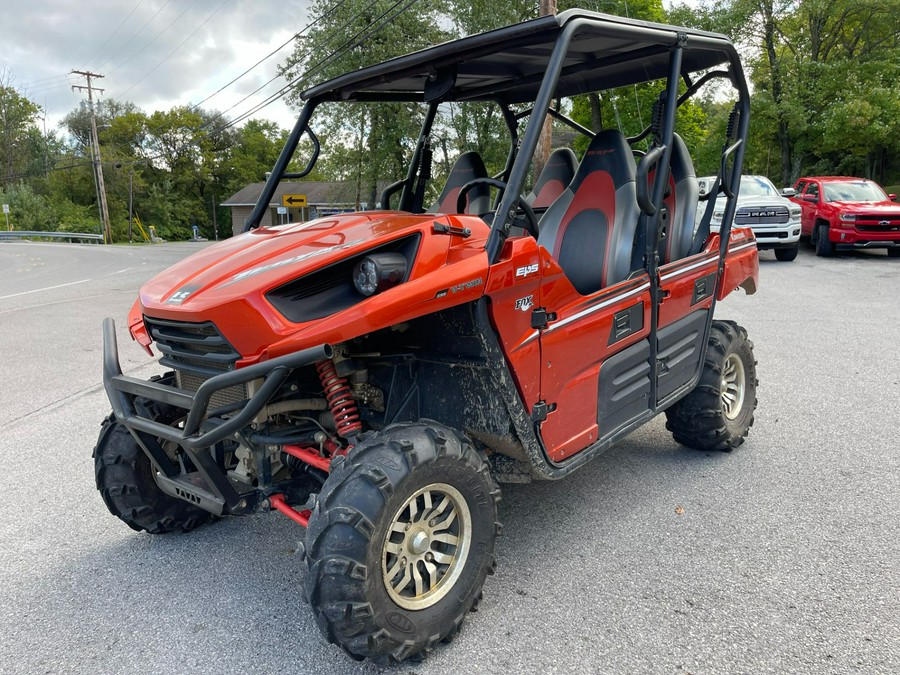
1;0;312;135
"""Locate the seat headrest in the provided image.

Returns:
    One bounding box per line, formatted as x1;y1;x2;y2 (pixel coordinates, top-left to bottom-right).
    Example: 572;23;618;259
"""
571;130;635;192
670;133;696;181
530;148;578;209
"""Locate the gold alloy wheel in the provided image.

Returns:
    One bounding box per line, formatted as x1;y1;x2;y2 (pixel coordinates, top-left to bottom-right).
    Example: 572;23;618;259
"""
382;483;472;611
721;353;746;420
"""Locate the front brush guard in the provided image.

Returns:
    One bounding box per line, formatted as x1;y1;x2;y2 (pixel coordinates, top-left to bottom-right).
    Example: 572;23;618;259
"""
102;318;332;514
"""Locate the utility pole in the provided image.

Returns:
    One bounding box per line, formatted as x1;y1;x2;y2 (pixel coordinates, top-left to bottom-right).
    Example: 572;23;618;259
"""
533;0;558;181
71;70;112;244
128;169;134;243
211;193;218;241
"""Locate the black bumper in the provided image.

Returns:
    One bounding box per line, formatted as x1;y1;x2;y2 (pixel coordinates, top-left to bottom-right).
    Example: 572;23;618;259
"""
102;317;331;514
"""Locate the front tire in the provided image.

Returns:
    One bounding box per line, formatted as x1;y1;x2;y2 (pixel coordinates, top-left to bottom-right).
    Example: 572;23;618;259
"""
774;245;798;261
304;422;500;664
815;224;834;257
93;374;214;534
665;320;758;451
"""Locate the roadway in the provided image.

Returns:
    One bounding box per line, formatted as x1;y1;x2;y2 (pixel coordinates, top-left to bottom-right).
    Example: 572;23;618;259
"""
0;240;897;673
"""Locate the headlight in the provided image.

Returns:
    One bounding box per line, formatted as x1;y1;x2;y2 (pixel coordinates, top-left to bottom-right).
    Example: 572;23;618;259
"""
713;211;724;223
789;207;801;219
839;213;856;222
353;252;407;296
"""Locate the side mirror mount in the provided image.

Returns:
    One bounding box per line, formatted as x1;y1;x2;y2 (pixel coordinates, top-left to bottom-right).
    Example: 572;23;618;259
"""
781;187;796;197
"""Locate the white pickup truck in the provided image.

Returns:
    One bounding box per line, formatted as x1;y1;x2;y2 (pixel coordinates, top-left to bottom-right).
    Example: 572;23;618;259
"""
698;175;802;261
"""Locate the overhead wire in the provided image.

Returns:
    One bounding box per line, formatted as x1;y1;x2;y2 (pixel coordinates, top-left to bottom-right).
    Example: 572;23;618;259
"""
134;0;353;146
82;0;147;69
15;0;421;183
94;0;173;73
186;0;379;133
211;0;421;132
184;0;353;115
115;0;232;99
106;0;201;77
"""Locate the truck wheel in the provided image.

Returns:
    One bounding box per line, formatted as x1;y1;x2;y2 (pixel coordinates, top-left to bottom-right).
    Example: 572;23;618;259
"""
887;248;900;258
93;374;213;534
304;422;500;664
815;224;834;257
774;245;798;261
665;320;757;452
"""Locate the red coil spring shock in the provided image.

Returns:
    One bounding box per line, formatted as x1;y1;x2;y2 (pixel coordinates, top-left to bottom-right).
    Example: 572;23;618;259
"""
316;359;362;440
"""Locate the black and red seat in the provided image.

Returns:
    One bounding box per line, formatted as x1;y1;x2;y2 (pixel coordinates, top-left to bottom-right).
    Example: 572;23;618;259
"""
537;130;640;295
526;147;578;209
429;151;491;214
655;133;699;264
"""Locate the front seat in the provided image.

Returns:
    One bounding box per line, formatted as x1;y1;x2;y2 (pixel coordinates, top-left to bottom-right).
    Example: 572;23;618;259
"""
429;151;491;214
526;147;578;209
537;130;639;295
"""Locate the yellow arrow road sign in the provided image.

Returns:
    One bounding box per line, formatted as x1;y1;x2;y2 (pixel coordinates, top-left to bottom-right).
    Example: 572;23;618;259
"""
282;194;307;207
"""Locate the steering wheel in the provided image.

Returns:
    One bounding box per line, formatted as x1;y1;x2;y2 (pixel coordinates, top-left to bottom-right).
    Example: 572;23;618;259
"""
456;177;539;238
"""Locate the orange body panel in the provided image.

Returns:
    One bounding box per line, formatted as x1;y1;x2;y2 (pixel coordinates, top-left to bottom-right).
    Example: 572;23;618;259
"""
133;212;493;365
132;211;758;466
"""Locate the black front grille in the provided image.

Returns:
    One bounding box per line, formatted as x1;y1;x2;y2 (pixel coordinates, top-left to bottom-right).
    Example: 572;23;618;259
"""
734;205;790;225
855;214;900;232
853;213;900;225
144;316;240;377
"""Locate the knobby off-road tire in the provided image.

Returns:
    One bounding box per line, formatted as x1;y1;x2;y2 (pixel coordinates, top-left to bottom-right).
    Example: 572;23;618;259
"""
93;374;213;534
665;320;758;452
304;422;501;664
774;245;798;262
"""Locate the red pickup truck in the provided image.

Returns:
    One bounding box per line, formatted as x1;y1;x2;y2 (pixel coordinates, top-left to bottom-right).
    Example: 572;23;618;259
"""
788;176;900;257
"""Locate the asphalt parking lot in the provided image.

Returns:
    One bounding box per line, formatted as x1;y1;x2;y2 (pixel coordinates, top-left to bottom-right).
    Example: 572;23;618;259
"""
0;240;897;674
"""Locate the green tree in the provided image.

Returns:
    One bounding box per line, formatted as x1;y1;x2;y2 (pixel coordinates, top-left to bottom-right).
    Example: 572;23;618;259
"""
0;73;45;185
280;0;451;206
669;0;900;185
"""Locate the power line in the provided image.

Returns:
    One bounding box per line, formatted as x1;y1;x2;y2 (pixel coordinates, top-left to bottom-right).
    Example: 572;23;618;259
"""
200;0;414;136
37;0;424;188
134;0;353;147
94;0;174;73
116;0;232;99
106;0;201;77
83;0;147;69
220;0;422;131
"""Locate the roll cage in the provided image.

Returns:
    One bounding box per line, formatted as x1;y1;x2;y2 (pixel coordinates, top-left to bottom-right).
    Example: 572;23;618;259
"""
247;8;750;283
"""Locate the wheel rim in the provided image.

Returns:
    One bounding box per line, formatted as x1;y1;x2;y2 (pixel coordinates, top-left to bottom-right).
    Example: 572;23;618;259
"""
382;483;472;611
721;353;746;420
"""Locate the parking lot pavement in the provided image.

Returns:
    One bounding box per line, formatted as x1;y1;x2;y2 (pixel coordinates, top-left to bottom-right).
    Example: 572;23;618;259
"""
0;241;897;674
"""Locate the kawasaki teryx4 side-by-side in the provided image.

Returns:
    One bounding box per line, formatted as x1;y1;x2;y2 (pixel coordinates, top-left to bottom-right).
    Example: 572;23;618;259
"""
96;9;759;664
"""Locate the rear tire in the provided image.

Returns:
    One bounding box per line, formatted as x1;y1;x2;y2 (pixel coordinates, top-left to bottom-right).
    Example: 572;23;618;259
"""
304;422;500;664
93;374;213;534
815;224;834;257
774;245;798;262
665;320;758;452
887;248;900;258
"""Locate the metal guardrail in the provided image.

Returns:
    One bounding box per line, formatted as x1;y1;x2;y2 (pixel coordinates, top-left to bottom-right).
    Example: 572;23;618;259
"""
0;230;104;244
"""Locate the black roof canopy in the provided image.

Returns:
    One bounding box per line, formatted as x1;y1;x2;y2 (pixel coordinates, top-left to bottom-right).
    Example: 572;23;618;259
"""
301;9;741;105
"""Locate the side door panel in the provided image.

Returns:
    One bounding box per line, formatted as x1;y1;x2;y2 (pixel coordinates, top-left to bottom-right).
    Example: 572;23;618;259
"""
655;245;719;407
799;181;819;235
537;248;652;462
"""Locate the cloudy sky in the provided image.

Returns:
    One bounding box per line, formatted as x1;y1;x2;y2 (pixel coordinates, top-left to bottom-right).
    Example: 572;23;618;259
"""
1;0;313;135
